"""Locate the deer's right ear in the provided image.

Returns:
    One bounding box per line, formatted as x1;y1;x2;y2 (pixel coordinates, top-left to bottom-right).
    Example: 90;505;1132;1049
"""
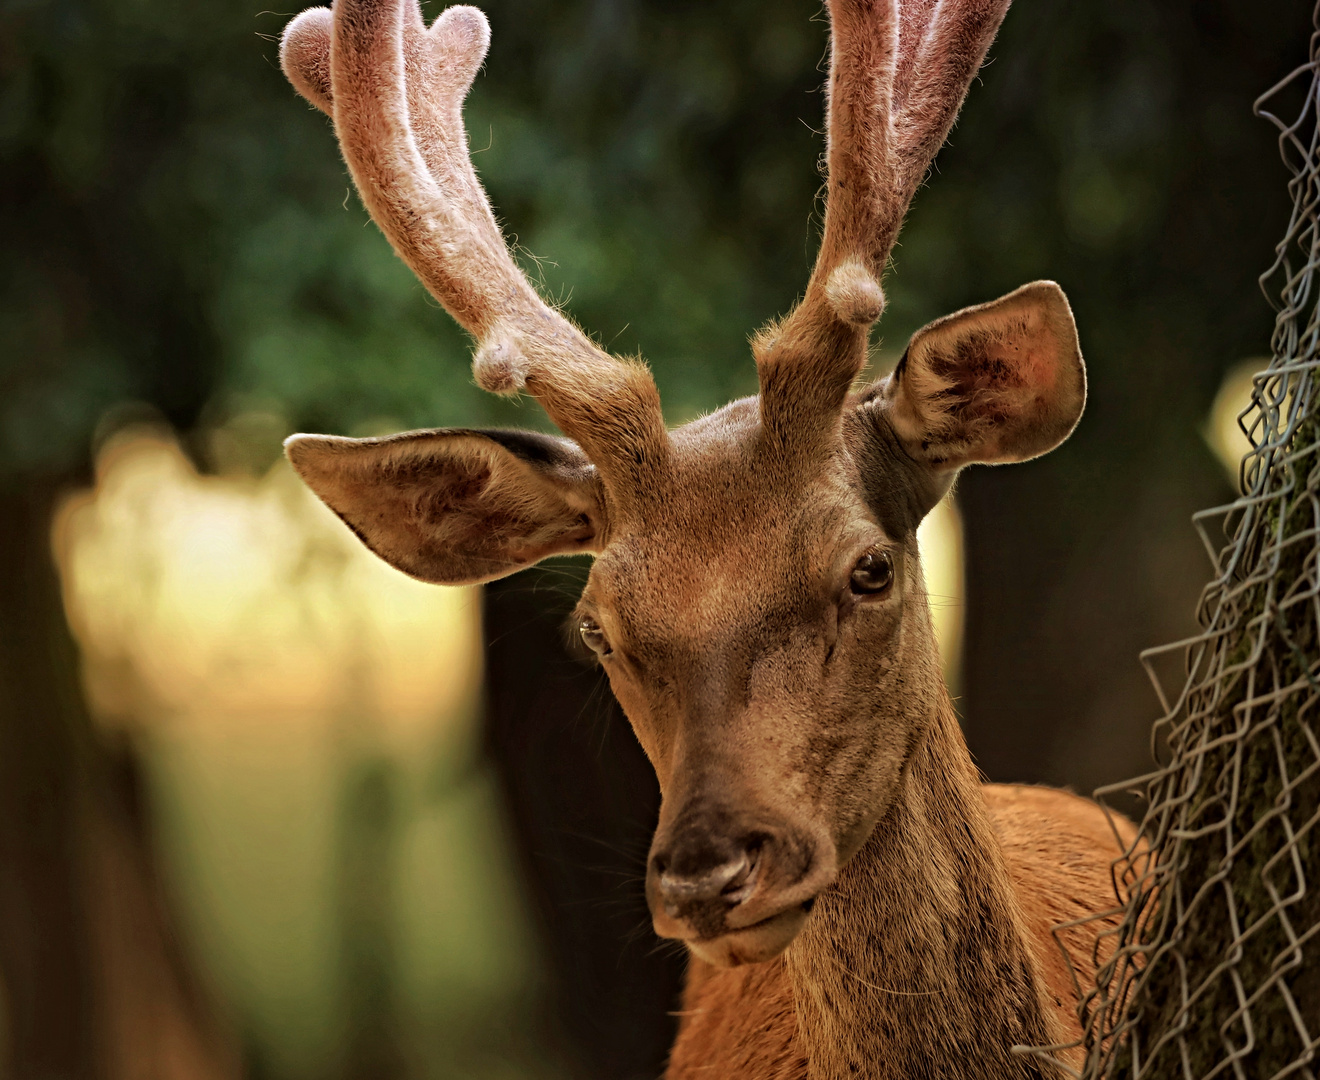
286;428;605;585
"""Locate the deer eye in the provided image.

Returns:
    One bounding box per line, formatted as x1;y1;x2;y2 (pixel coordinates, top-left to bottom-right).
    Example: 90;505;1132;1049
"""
849;550;894;596
578;615;612;656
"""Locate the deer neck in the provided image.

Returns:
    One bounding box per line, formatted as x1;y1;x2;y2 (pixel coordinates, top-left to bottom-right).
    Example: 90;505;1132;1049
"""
783;696;1063;1080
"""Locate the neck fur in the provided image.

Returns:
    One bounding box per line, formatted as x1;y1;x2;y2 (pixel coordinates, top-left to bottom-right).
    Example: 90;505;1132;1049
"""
784;697;1065;1080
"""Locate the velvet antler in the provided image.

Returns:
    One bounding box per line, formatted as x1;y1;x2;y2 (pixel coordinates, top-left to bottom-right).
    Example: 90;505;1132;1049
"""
279;0;668;493
756;0;1012;454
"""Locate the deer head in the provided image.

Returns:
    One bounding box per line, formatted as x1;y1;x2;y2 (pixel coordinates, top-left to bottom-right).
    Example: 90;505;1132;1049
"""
279;0;1084;967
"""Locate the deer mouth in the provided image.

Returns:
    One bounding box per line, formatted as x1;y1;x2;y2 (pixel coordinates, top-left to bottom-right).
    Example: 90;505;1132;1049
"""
679;902;814;967
650;875;826;967
646;812;837;965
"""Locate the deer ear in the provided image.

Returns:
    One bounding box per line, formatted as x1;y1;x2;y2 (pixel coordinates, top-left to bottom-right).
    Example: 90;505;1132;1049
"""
877;281;1086;472
286;428;604;585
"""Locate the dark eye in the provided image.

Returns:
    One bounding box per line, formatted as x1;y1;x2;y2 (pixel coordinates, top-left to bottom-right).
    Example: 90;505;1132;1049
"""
578;615;612;656
850;550;894;596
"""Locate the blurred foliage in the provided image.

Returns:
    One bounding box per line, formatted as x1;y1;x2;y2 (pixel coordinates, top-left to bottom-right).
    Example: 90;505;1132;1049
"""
50;428;553;1079
3;0;1309;457
0;0;821;469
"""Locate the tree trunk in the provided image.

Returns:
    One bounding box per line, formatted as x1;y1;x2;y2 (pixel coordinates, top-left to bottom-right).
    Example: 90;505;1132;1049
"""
483;566;684;1080
0;478;238;1080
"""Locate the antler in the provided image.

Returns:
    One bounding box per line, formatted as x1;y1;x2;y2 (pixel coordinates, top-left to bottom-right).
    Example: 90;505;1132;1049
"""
756;0;1012;452
279;0;667;492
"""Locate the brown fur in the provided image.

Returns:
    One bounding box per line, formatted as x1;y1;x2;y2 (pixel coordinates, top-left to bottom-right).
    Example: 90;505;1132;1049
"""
885;281;1087;468
285;428;604;584
276;2;1128;1077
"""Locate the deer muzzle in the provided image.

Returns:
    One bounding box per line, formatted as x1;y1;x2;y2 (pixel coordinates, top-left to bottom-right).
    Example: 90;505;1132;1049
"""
646;804;836;966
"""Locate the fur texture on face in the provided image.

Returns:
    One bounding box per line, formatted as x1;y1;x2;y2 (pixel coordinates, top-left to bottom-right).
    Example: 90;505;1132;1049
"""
289;285;1087;961
667;775;1138;1080
285;283;1099;1077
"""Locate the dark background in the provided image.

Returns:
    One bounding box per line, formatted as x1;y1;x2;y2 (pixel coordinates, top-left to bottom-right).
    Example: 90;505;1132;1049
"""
1;0;1312;1077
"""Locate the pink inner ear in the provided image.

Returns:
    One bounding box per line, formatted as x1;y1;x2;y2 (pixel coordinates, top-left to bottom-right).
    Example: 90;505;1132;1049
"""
895;281;1085;468
987;336;1059;412
1018;319;1062;393
963;310;1066;419
927;328;1053;427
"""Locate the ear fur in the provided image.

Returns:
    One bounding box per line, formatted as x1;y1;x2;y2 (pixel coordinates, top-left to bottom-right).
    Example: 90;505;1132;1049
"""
877;280;1086;472
286;428;604;585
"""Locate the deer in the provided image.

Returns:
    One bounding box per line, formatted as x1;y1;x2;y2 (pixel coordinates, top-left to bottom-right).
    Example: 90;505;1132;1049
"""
276;0;1135;1076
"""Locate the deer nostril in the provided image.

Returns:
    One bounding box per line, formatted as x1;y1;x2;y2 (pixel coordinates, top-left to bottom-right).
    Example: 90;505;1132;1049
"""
719;847;759;900
655;849;757;917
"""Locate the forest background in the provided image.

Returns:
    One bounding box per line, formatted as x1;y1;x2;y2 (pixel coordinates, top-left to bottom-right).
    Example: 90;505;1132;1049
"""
1;0;1313;1078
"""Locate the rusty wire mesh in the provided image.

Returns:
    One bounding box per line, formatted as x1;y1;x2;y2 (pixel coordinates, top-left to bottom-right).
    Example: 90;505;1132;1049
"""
1025;8;1320;1079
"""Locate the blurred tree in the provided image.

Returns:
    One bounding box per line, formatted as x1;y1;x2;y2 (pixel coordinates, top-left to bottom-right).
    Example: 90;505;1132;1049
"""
336;757;405;1080
1;0;1315;1074
1;0;237;1075
484;568;683;1080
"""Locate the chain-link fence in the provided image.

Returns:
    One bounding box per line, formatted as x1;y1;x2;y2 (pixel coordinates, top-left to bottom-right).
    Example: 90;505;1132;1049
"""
1028;7;1320;1078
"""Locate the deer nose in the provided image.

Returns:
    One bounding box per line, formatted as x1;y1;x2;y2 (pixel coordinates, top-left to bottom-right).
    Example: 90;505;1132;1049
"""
650;841;758;918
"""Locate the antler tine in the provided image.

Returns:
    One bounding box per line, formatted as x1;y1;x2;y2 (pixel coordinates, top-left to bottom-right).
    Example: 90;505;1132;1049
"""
279;0;667;493
756;0;1011;454
892;0;1013;178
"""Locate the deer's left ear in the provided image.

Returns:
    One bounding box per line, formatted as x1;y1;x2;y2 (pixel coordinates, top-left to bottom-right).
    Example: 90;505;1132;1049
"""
874;280;1086;472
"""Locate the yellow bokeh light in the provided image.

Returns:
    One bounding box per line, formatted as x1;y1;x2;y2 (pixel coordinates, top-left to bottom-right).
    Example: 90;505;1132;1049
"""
49;428;537;1071
53;428;482;745
918;494;965;691
1206;358;1272;490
